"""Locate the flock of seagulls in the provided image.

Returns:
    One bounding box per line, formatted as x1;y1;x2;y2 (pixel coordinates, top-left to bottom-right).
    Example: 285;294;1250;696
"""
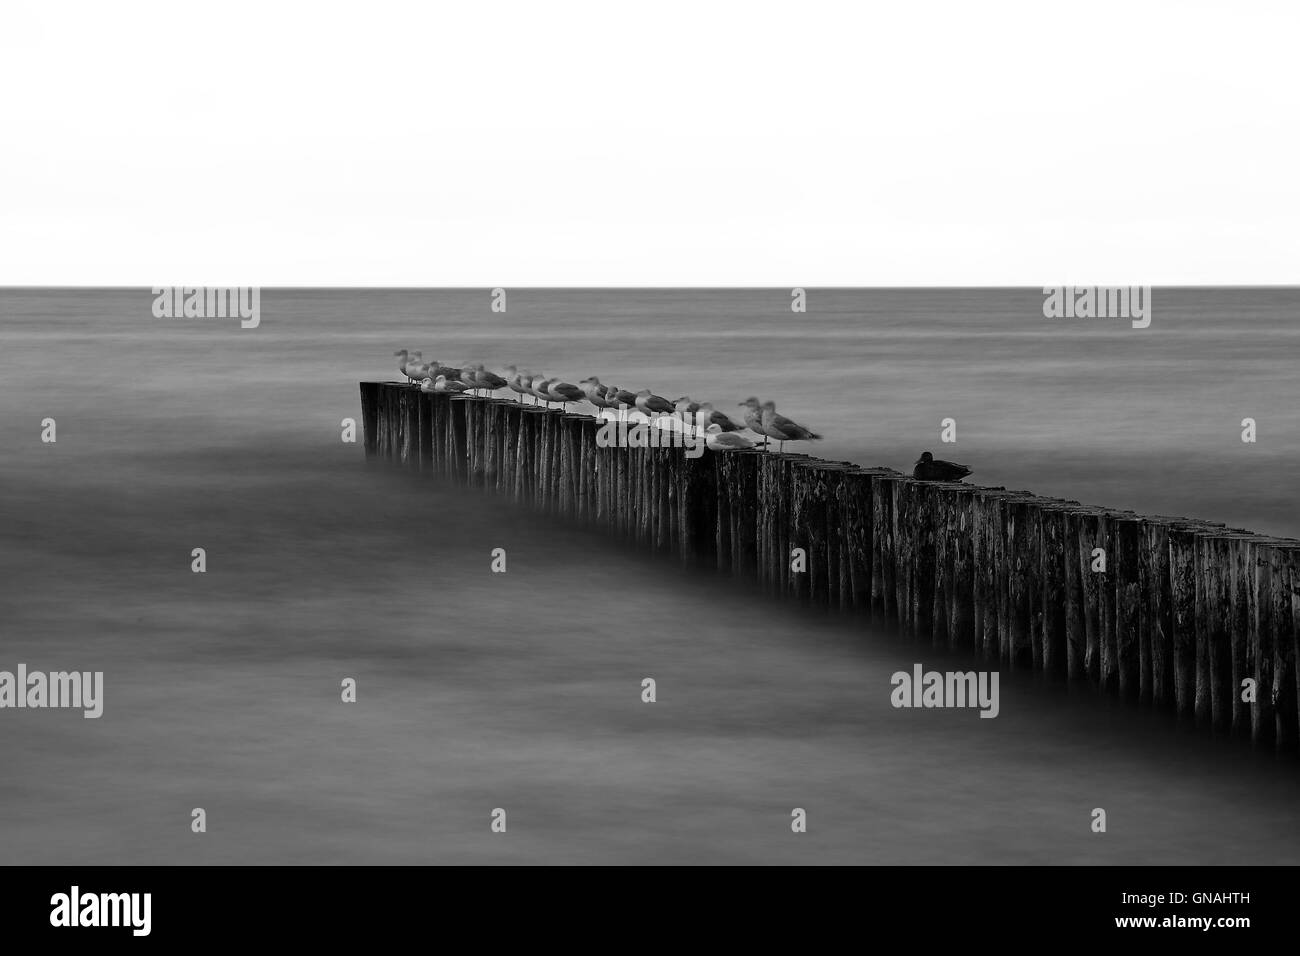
390;349;973;480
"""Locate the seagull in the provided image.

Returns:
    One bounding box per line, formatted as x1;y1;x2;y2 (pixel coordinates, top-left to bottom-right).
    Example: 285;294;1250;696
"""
738;397;768;447
419;377;438;393
466;363;508;396
545;379;586;407
429;360;463;383
704;423;756;451
393;349;412;383
913;451;972;482
612;387;639;409
527;374;555;407
697;402;741;433
580;377;614;410
635;389;675;417
405;357;431;383
673;396;701;426
503;365;531;403
760;401;821;453
432;374;469;394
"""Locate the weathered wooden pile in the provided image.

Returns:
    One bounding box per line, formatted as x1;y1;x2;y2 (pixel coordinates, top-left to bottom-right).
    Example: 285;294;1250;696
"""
361;382;1300;752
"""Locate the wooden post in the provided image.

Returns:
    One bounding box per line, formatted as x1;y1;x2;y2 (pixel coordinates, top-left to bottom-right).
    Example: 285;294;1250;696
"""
499;403;519;496
943;486;976;653
448;394;469;483
840;471;873;613
1140;519;1174;708
893;478;915;637
1252;539;1300;751
1114;515;1143;702
1284;548;1300;753
359;383;380;460
788;463;812;602
1038;502;1071;680
1195;533;1230;731
912;482;938;645
1228;534;1257;738
1096;512;1118;694
872;474;901;626
1167;524;1200;719
1061;506;1088;684
971;489;1010;661
1006;498;1035;670
714;451;734;570
728;450;761;579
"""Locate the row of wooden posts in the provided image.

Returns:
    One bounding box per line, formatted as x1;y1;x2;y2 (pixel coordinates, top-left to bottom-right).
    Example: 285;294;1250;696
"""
360;382;1300;754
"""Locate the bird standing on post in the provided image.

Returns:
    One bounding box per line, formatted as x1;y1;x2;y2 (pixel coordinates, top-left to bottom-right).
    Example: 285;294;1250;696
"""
432;374;469;394
467;364;508;396
912;451;972;482
635;389;675;418
704;423;756;451
738;397;768;448
697;402;741;433
673;396;701;427
759;401;821;453
393;349;412;383
545;379;586;408
503;365;531;403
527;374;553;407
580;377;614;411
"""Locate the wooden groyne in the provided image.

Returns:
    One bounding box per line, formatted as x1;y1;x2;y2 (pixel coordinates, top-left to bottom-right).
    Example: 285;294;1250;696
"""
361;382;1300;753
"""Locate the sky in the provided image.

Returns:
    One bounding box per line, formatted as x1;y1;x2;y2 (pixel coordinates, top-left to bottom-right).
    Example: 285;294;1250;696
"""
1;0;1296;286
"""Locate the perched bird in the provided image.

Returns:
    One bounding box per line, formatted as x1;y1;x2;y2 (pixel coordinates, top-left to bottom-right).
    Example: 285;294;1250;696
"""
503;365;532;403
393;349;412;383
635;389;675;416
466;363;508;395
704;423;756;451
673;396;701;426
527;374;555;407
580;377;614;410
612;387;639;409
432;374;469;394
913;451;972;482
697;402;741;433
738;397;767;446
759;401;821;453
419;377;438;393
545;379;585;407
402;351;425;381
428;360;463;385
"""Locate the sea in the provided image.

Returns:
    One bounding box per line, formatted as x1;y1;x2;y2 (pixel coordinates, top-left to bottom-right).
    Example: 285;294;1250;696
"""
2;287;1298;864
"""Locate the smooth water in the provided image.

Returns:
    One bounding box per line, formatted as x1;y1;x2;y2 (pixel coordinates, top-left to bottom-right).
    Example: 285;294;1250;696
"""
2;288;1298;864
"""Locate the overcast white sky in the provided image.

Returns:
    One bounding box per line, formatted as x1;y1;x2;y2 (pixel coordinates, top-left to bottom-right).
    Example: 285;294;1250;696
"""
1;0;1295;286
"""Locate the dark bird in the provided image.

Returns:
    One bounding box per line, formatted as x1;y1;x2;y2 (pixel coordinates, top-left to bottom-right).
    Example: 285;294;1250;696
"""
913;451;972;482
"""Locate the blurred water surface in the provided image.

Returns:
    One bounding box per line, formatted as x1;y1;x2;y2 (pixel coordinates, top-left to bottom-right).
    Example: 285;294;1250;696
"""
1;288;1298;864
